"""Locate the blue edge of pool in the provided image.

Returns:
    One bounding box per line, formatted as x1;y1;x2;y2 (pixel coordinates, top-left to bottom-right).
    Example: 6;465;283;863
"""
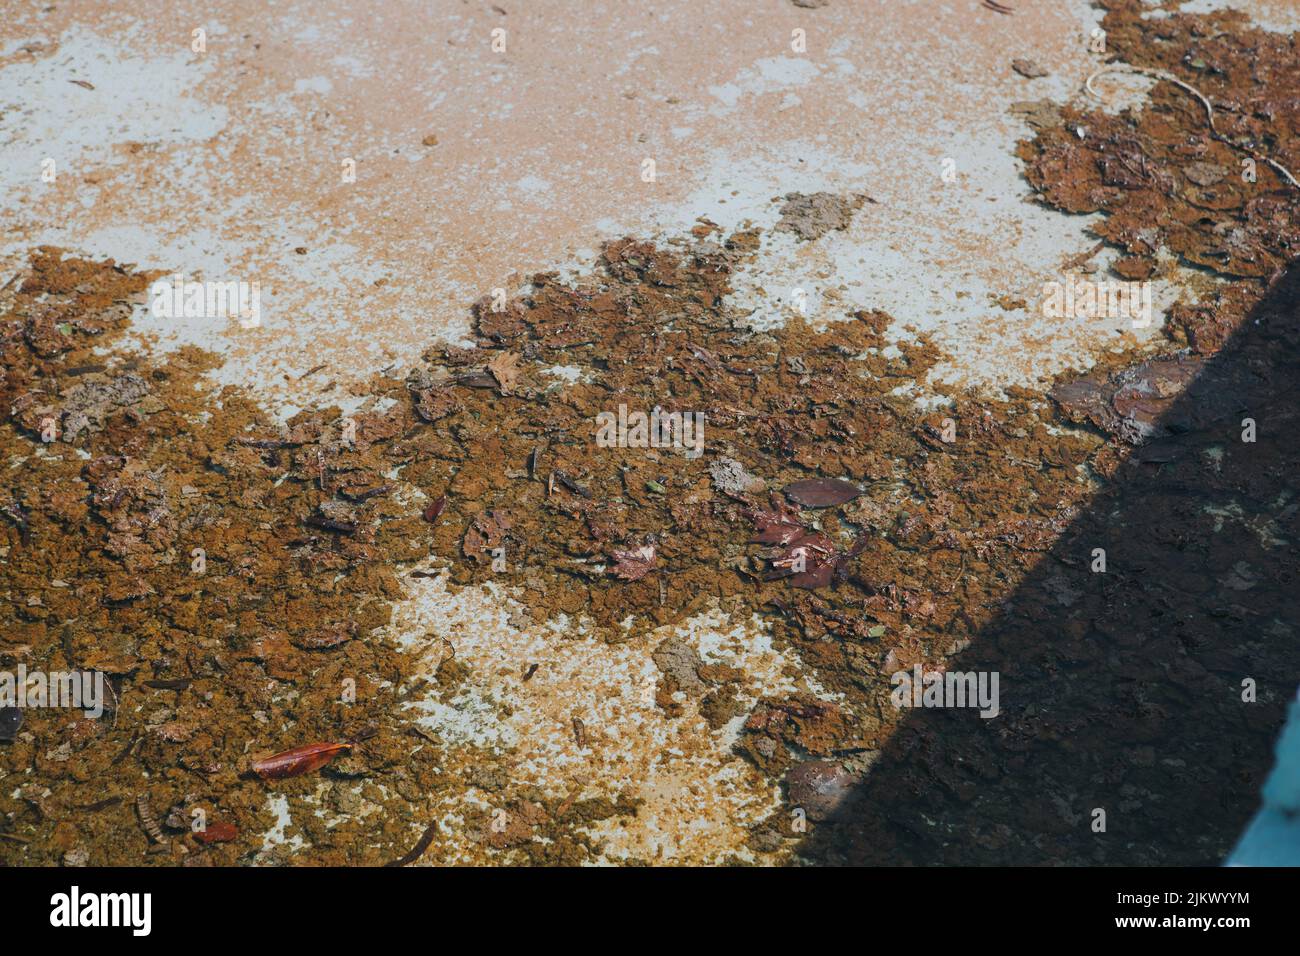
1227;689;1300;866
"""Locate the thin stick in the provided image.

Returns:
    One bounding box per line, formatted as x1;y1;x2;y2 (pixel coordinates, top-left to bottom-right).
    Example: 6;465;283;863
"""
1085;64;1299;190
384;820;438;867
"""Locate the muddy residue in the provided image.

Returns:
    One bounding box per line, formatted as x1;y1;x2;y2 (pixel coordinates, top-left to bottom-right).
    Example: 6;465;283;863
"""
0;249;447;865
0;229;1110;863
773;191;873;241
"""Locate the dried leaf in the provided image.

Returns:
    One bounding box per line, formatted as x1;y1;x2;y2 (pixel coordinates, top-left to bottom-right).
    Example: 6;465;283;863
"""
748;507;806;546
423;495;447;523
194;820;238;844
487;351;522;394
783;477;862;507
463;509;512;563
610;543;656;581
770;530;839;589
251;742;353;780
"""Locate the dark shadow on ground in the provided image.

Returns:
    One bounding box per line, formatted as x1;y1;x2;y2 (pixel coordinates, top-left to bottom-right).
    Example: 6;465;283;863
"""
797;262;1300;865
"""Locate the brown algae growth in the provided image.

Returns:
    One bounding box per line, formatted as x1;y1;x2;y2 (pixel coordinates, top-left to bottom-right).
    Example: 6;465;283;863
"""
2;0;1300;866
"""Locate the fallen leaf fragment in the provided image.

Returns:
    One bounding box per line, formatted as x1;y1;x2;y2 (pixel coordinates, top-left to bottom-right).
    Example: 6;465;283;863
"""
194;820;238;844
610;543;656;581
423;495;447;523
487;350;522;394
783;477;862;507
747;506;807;546
252;741;353;780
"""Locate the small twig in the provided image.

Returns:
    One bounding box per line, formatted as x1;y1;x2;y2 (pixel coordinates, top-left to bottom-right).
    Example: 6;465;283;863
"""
1085;64;1300;190
433;637;457;672
104;676;120;730
110;735;139;766
298;363;328;381
384;820;438;867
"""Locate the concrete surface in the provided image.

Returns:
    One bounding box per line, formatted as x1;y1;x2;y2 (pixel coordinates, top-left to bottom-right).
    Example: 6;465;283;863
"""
2;0;1294;863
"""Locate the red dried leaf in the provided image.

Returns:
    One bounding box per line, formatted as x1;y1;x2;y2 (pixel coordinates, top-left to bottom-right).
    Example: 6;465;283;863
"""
610;543;656;581
747;508;806;546
423;495;447;523
782;477;862;508
768;530;838;589
251;741;353;780
789;559;836;589
194;819;238;844
463;509;512;563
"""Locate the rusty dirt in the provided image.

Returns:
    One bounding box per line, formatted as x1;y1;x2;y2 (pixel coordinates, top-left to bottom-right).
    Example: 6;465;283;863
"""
2;0;1299;867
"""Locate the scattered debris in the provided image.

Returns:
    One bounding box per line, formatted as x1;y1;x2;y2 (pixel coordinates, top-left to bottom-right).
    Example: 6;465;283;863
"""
710;456;764;496
1084;64;1299;190
2;0;1297;868
1011;58;1048;79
